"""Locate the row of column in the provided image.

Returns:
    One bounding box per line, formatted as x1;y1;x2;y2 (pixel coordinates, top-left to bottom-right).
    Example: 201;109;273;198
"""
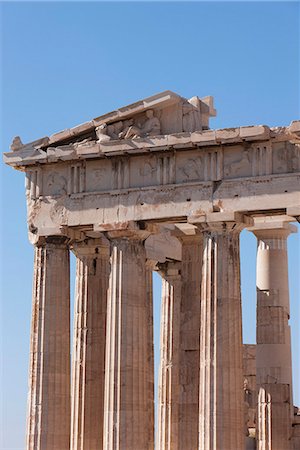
25;221;295;450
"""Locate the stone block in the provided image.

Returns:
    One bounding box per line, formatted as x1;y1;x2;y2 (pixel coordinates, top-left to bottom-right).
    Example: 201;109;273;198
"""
49;128;74;144
167;132;192;146
47;145;76;162
216;127;241;143
3;147;47;166
69;121;93;135
191;129;216;145
239;125;270;141
76;143;101;158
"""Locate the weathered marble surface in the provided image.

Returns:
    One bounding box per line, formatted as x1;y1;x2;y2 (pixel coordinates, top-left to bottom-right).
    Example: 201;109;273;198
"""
70;239;110;450
198;221;244;450
4;91;300;450
103;235;154;450
5;136;300;242
26;238;70;450
3;91;299;241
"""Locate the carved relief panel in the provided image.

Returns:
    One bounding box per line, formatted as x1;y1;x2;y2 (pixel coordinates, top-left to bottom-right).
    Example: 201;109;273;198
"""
223;145;252;179
176;151;204;184
272;142;300;174
129;155;158;188
176;148;223;184
85;159;113;193
42;164;68;197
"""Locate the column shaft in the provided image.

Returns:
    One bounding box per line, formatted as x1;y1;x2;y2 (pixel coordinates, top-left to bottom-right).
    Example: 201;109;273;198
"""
146;262;155;450
178;236;202;449
71;241;110;449
26;238;70;450
198;225;244;450
103;237;154;450
157;263;181;450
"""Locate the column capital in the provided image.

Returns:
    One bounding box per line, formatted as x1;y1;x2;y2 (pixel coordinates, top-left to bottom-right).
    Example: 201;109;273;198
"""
188;211;252;234
197;221;245;233
249;220;297;240
34;235;70;248
106;229;151;242
71;237;110;257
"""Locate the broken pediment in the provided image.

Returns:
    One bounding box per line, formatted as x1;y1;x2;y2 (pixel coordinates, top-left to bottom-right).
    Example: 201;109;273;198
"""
8;90;217;151
93;91;216;142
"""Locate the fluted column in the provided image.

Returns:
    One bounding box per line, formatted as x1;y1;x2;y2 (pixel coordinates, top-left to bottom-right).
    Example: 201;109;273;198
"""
70;239;110;450
146;261;155;450
176;234;203;449
26;237;70;450
103;233;154;450
157;261;181;450
253;223;295;450
198;222;244;450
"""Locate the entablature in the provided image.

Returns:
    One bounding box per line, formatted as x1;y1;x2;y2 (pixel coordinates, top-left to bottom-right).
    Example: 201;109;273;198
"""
3;91;300;244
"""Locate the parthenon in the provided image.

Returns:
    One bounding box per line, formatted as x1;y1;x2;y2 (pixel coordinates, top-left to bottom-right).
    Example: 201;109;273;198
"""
4;90;300;449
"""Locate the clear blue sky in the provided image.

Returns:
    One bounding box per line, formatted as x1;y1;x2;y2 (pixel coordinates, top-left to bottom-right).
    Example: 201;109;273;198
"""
1;2;299;449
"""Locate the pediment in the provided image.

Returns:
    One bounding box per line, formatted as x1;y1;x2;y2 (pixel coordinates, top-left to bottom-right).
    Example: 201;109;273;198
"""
8;90;217;152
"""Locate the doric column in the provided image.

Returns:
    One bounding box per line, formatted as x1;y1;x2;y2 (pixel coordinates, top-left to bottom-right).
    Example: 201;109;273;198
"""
146;260;155;450
103;233;154;450
26;237;70;450
198;221;244;450
70;239;110;450
157;261;181;450
174;233;203;449
253;223;295;450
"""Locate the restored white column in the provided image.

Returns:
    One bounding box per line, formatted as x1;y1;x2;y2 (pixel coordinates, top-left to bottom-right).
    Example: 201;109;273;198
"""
198;222;244;450
103;233;154;450
26;237;70;450
253;223;295;450
157;261;181;450
70;239;110;450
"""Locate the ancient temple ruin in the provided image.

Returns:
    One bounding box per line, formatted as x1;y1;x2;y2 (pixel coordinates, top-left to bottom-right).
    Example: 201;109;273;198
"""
4;90;300;449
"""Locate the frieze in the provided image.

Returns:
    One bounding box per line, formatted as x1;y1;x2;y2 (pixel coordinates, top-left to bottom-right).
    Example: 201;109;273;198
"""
24;140;300;203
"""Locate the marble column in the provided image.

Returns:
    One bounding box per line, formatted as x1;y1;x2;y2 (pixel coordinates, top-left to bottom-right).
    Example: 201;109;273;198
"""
253;224;295;450
70;239;110;450
26;237;70;450
103;234;154;450
157;261;181;450
198;222;244;450
159;231;202;450
146;261;155;450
